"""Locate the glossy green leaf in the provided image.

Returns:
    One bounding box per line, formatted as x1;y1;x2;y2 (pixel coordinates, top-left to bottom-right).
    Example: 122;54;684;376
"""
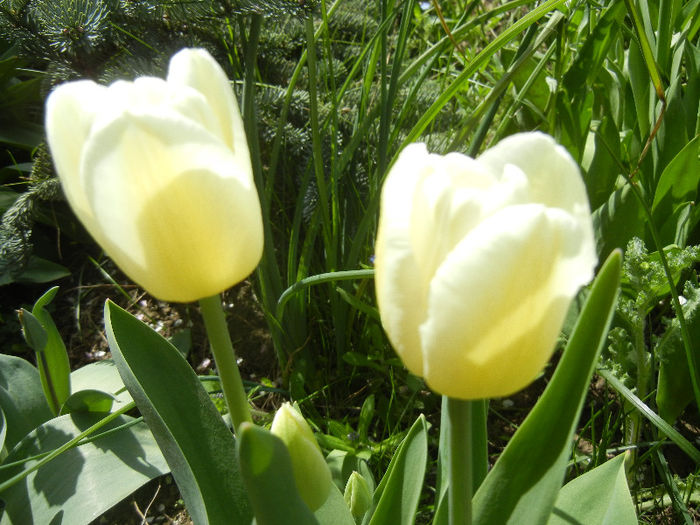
59;389;116;415
547;455;636;525
237;422;319;525
592;185;645;263
365;414;428;525
0;355;52;451
0;413;168;525
473;250;621;525
105;300;251;525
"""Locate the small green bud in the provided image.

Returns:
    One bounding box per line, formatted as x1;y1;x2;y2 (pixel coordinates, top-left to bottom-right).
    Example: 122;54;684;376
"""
270;403;332;510
344;471;372;522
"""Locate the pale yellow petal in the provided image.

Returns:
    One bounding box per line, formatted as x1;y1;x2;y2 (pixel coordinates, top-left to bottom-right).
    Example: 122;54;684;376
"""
374;144;432;377
167;48;246;155
420;205;592;399
80;110;262;302
478;132;593;228
45;80;107;221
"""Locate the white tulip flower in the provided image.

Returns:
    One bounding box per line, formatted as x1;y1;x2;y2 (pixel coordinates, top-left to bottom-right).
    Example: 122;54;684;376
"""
374;132;597;399
46;48;263;302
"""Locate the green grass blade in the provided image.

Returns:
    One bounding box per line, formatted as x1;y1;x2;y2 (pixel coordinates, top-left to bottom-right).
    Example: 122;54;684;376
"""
597;368;700;464
400;0;566;152
623;0;665;100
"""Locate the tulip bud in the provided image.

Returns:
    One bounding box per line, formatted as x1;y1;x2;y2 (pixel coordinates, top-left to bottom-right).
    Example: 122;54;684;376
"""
374;132;597;399
45;48;263;302
270;403;332;510
344;471;372;522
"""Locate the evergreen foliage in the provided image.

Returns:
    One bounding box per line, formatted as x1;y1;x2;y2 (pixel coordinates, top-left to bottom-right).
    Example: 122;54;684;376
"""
0;0;457;285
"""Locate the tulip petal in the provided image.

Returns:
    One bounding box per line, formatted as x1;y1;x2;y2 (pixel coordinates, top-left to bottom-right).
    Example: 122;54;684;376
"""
375;144;432;377
91;78;222;146
420;205;594;399
167;48;249;161
45;80;108;221
80;110;262;302
478;132;592;228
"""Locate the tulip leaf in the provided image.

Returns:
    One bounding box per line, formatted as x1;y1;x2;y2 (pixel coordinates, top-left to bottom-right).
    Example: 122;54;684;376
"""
316;483;356;525
0;354;53;451
105;300;251;525
547;455;637;525
472;250;622;525
59;389;116;415
591;184;645;264
0;413;169;525
365;414;428;525
18;287;72;416
69;359;134;409
237;422;319;525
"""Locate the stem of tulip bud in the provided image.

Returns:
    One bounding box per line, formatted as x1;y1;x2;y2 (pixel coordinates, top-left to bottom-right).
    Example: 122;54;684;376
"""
447;397;473;525
199;295;253;433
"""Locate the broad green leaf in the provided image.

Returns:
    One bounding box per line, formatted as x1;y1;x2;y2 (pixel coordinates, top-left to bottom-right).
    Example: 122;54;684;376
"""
626;33;651;139
12;257;71;285
365;414;428;525
0;355;52;450
105;300;251;525
563;3;625;94
69;359;133;409
237;422;319;525
652;135;700;242
547;455;636;525
0;413;168;525
59;389;116;415
582;117;622;211
592;185;645;263
326;449;375;495
473;250;621;525
656;281;700;423
316;483;356;525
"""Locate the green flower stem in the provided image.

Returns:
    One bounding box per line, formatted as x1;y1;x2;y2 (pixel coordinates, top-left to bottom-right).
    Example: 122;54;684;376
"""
447;397;473;525
471;399;489;491
199;294;252;433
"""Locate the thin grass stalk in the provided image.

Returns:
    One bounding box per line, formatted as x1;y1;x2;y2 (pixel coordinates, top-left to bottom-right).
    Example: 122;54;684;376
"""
400;0;567;152
0;401;137;493
376;0;389;182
